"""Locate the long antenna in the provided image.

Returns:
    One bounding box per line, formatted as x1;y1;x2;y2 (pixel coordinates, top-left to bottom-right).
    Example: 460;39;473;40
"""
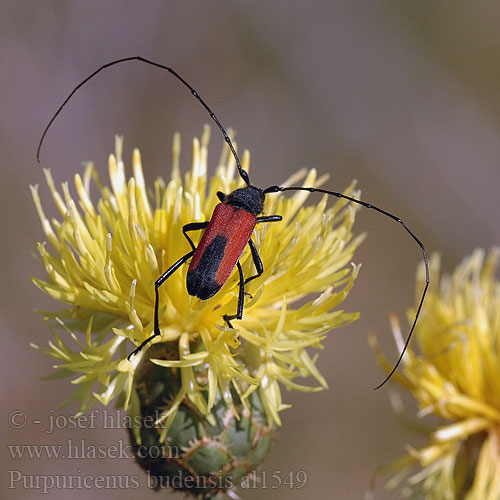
264;184;429;389
37;56;250;186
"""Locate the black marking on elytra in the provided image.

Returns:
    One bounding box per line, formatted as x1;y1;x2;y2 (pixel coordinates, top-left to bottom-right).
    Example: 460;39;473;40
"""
187;235;227;299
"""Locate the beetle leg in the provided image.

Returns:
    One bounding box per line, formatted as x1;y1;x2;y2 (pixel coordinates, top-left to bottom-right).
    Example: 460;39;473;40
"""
127;250;195;359
256;214;282;223
182;221;209;251
223;261;245;328
243;215;281;297
216;191;227;202
244;239;264;288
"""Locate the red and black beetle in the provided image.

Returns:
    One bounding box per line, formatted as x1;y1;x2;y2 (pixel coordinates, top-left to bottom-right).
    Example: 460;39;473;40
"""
37;57;429;388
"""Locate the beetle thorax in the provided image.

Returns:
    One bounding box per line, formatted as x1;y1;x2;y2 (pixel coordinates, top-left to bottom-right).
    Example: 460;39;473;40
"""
226;186;265;215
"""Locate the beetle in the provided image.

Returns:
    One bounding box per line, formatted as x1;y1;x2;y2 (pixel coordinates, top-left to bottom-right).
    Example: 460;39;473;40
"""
37;56;429;388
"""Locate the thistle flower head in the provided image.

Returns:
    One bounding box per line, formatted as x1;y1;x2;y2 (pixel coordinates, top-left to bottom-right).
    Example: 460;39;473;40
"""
371;248;500;499
31;126;363;430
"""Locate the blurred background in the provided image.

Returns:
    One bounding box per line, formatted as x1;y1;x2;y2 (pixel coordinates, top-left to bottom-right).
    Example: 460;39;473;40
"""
2;1;499;499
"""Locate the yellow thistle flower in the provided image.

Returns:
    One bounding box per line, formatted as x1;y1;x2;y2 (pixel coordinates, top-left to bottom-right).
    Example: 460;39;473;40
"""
371;248;500;500
31;126;363;429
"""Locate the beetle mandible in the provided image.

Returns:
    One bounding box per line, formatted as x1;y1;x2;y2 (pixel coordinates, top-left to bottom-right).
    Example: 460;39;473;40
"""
37;56;429;389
